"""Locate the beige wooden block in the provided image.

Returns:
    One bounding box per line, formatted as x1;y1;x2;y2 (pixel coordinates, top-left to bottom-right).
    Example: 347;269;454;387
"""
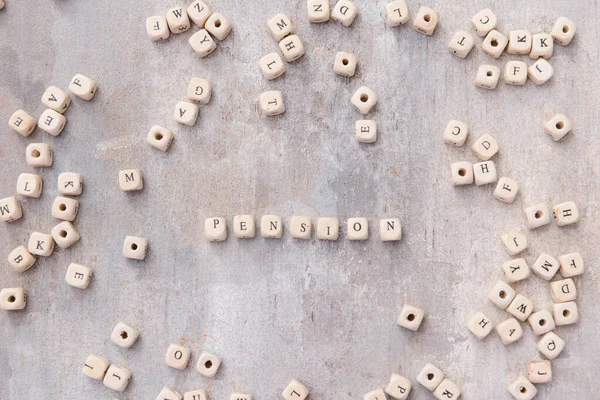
69;74;97;100
347;217;368;240
0;287;26;310
187;78;212;104
279;35;305;62
41;86;71;113
8;246;36;272
331;0;358;26
474;65;500;89
123;236;148;260
82;354;110;380
28;232;54;257
504;61;528;85
333;52;357;77
502;258;530;283
316;217;339;240
146;15;170;41
433;379;461;400
386;1;409;27
233;214;256;238
507;30;532;55
552;301;578;326
260;91;285;116
551;17;576;46
501;228;527;255
385;373;411;399
51;221;80;249
472;133;498;161
166;7;190;33
184;390;208;400
530;33;553;59
443;120;468;146
111;321;139;348
448;30;475;58
8;110;36;136
351;86;377;114
531;252;559;281
187;1;212;28
38;108;66;136
205;218;227;241
157;387;182;400
451;162;473;186
363;388;386;400
416;363;444;391
307;0;330;23
379;218;401;241
261;215;283;238
528;360;552;384
268;13;293;41
558;252;584;277
174;101;199;126
495;317;523;345
26;143;53;167
189;30;217;57
0;196;22;222
473;161;497;185
51;196;79;221
355;120;376;143
103;364;132;392
553;201;579;226
550;278;576;303
65;263;93;289
528;59;553;85
147;125;174;152
507;376;537;400
487;281;516;309
165;344;191;370
471;8;497;37
290;216;312;239
196;351;222;377
119;169;143;191
58;172;83;196
412;6;439;35
493;177;519;203
282;379;309;400
527;309;555;336
544;113;572;141
397;304;424;331
537;331;565;360
259;52;286;80
467;312;494;339
506;294;534;322
481;30;507;58
206;12;232;40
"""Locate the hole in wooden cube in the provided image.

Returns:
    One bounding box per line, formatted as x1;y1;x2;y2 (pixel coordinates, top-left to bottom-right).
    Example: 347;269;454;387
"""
531;252;559;281
282;379;309;400
279;35;305;62
333;52;357;77
471;8;497;37
8;110;37;137
524;203;550;229
558;252;584;278
379;218;401;241
412;6;438;35
123;236;148;260
552;301;578;326
448;30;475;58
450;162;473;186
501;228;527;255
187;77;212;104
528;360;552;384
331;0;358;27
0;196;23;222
261;215;283;238
290;216;312;239
386;0;409;26
119;169;144;191
65;263;93;289
82;354;110;381
205;217;227;241
51;196;79;221
416;363;444;391
41;86;70;113
189;29;218;57
528;309;555;336
502;258;530;283
57;172;83;196
481;30;507;58
507;293;534;322
443;120;468;146
147;125;174;152
259;52;286;80
206;12;232;40
363;388;386;400
467;312;494;340
0;287;26;310
26;143;53;167
196;351;222;377
268;13;293;41
28;232;54;257
355;119;376;143
537;331;565;360
174;101;199;126
495;317;523;345
385;373;411;399
487;281;516;309
69;74;97;100
528;59;553;85
543;113;572;141
553;201;579;226
146;15;170;41
397;304;424;331
166;7;190;33
8;246;36;272
233;214;256;238
307;0;330;23
111;321;139;348
433;378;461;400
166;344;191;370
551;17;576;46
550;278;576;303
475;65;501;89
188;1;212;28
103;364;132;392
507;376;537;400
347;217;368;240
260;91;285;116
51;221;80;249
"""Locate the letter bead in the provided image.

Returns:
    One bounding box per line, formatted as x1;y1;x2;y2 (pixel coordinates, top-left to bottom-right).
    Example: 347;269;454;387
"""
473;161;497;185
531;252;559;281
282;379;309;400
146;16;170;41
416;363;444;391
537;331;565;359
502;258;530;283
347;217;368;240
166;344;191;370
196;351;222;377
260;91;285;116
0;196;23;222
0;287;26;310
26;143;53;167
386;0;409;27
51;221;80;249
544;113;572;141
69;74;97;100
157;387;183;400
474;65;500;90
147;125;174;152
433;379;461;400
123;236;148;260
51;196;79;221
66;263;93;289
103;364;132;392
507;376;537;400
187;78;212;104
363;389;386;400
385;373;411;399
82;354;110;380
448;30;475;58
351;86;377;114
528;360;551;384
185;390;208;400
496;318;523;345
550;278;576;303
504;61;528;85
527;309;555;336
551;17;576;46
205;218;227;241
507;294;534;322
443;120;468;146
379;218;401;241
206;12;232;41
41;86;70;114
397;304;424;331
259;52;287;80
488;281;516;309
471;8;497;37
188;1;212;28
412;7;439;36
189;30;217;57
472;133;498;160
316;217;339;240
552;301;578;326
331;0;358;27
28;232;54;257
119;169;143;191
558;252;584;277
261;215;283;238
279;35;305;62
307;0;330;23
501;228;527;255
524;203;550;229
38;108;66;136
166;7;190;34
333;52;358;77
8;246;36;272
493;177;519;203
174;101;199;126
467;312;494;339
528;59;553;85
111;322;139;348
507;30;532;55
450;162;473;186
268;13;293;41
231;394;252;400
355;120;376;143
8;110;36;136
233;214;256;238
530;33;553;59
58;172;82;196
290;216;312;239
553;201;579;226
481;30;508;58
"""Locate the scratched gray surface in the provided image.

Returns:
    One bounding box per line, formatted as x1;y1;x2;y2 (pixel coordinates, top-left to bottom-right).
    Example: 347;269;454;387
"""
0;0;599;399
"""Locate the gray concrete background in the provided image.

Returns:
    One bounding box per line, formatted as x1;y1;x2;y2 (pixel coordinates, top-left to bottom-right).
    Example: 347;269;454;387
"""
0;0;598;399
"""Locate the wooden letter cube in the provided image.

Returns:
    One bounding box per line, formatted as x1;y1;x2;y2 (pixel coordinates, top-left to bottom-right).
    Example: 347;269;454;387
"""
233;214;256;238
166;7;190;33
69;74;97;100
507;294;534;321
123;236;148;260
26;143;53;167
558;252;584;277
28;232;54;257
279;35;305;62
282;379;309;400
51;221;80;249
473;161;497;185
433;379;461;400
507;376;537;400
307;0;330;23
347;217;368;240
496;318;523;345
412;7;439;36
157;387;183;400
119;169;143;191
189;30;217;57
187;1;212;28
38;108;66;136
103;364;132;392
363;389;386;400
206;12;232;41
528;360;551;384
146;15;170;41
451;162;473;186
147;125;174;152
386;0;409;27
501;228;527;255
385;373;411;399
472;133;498;160
474;65;500;89
530;33;553;59
551;17;576;46
331;0;358;27
333;52;358;77
502;258;530;283
524;203;550;229
488;281;516;309
196;351;222;377
507;30;532;55
187;77;212;104
41;86;70;113
471;8;497;37
527;309;555;336
537;331;565;359
165;344;191;370
0;196;22;222
531;252;559;281
443;120;468;146
351;86;377;115
111;321;139;348
8;246;36;272
174;101;199;126
58;172;83;196
8;110;36;136
528;59;553;85
504;61;528;85
51;196;79;221
66;263;93;289
260;91;285;116
397;304;424;331
553;201;579;226
379;218;401;241
316;217;339;240
416;363;444;391
82;354;110;380
481;30;507;58
550;278;576;303
355;120;377;143
290;216;312;239
552;301;578;326
268;13;293;41
467;312;494;339
184;390;208;400
205;218;227;241
493;177;519;203
231;393;252;400
261;215;283;238
544;113;572;141
259;52;286;80
448;30;475;58
0;287;26;310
